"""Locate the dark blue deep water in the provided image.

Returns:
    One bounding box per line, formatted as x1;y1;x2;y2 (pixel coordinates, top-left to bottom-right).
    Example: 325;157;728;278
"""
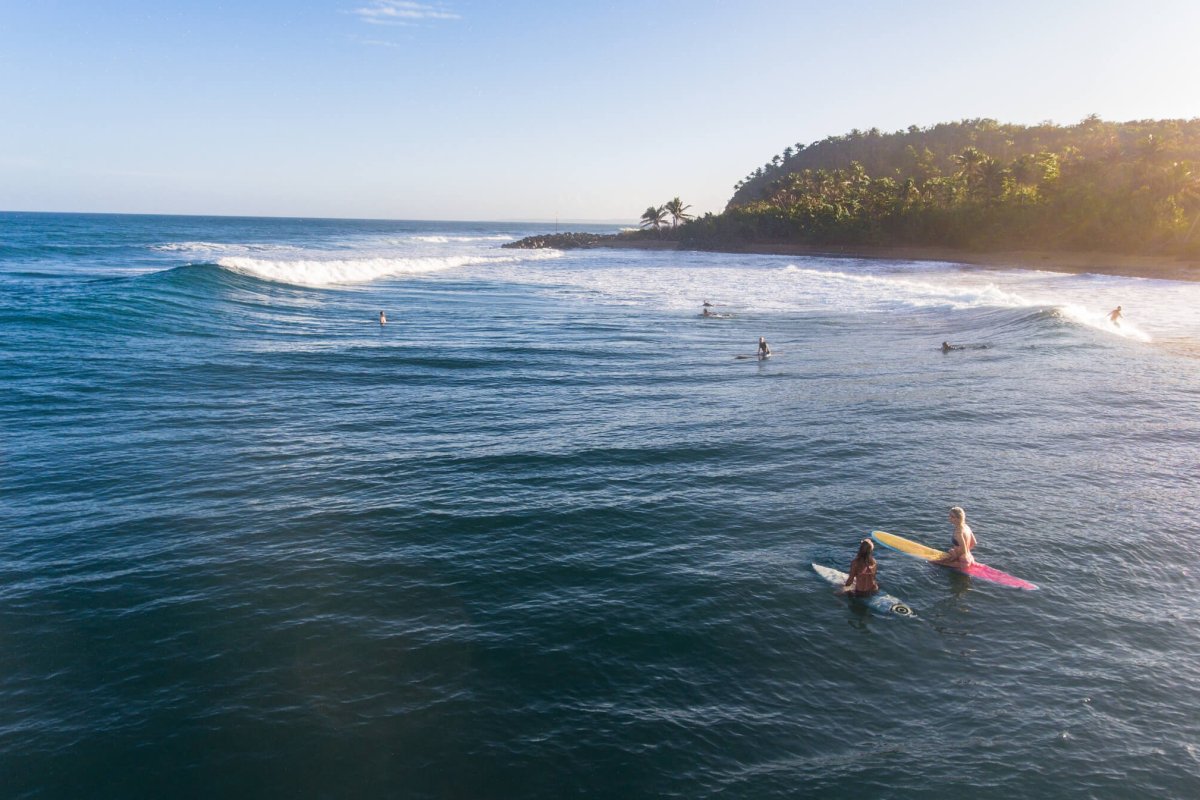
3;212;1200;798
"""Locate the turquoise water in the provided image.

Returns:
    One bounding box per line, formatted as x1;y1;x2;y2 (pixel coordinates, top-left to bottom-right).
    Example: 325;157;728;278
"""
3;211;1199;798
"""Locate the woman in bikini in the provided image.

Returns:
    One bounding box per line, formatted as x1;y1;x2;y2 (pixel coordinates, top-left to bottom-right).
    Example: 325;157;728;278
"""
839;538;879;596
936;506;976;567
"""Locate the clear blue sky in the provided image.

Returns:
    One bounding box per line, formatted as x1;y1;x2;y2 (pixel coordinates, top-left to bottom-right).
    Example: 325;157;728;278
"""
2;0;1198;221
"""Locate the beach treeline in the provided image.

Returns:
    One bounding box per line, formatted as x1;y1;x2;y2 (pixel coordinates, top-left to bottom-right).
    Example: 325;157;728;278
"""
681;117;1200;255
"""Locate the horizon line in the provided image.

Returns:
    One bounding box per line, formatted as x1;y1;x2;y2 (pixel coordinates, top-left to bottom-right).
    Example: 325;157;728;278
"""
0;208;637;226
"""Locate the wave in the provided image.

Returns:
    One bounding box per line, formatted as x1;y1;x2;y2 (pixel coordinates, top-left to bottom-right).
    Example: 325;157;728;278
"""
779;265;1156;341
1053;304;1152;341
467;254;1176;346
215;250;561;287
152;241;310;255
778;264;1037;310
410;235;514;243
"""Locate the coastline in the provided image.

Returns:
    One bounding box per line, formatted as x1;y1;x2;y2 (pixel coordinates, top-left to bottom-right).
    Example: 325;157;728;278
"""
588;238;1200;283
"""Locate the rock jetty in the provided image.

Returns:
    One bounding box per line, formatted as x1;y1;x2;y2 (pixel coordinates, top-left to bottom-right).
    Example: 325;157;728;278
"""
502;232;618;250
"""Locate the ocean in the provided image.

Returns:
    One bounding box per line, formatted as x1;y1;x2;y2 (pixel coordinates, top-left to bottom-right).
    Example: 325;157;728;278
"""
2;211;1199;798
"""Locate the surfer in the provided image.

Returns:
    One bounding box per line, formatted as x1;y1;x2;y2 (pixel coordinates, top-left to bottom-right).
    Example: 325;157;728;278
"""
838;539;879;596
941;341;964;352
1108;305;1123;327
757;336;771;358
935;506;976;567
379;310;387;326
702;306;712;317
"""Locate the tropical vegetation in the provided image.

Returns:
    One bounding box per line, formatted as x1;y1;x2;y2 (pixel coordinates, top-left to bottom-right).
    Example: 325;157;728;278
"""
639;205;668;230
677;117;1200;255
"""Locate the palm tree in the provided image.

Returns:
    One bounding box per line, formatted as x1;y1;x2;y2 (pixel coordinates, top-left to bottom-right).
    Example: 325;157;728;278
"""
952;146;993;198
664;197;693;227
640;205;668;231
977;159;1011;202
952;146;990;183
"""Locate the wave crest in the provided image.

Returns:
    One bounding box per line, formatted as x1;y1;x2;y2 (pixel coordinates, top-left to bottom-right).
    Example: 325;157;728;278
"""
153;241;307;255
216;250;560;287
1054;304;1152;341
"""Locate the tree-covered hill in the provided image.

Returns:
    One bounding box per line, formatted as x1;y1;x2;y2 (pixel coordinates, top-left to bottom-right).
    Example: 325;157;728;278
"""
683;117;1200;255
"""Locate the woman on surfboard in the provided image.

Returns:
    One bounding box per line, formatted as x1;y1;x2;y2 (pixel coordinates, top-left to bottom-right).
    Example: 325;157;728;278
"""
757;336;771;358
935;506;976;567
839;539;879;596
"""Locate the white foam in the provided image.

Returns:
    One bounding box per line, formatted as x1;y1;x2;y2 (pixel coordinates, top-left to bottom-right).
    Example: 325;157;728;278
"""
774;265;1037;311
467;252;1198;341
1056;304;1153;341
153;241;302;254
411;235;514;243
154;241;238;253
469;258;1041;315
217;250;560;288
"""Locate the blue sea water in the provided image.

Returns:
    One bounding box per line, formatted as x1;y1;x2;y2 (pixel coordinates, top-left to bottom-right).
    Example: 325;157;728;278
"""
2;211;1200;798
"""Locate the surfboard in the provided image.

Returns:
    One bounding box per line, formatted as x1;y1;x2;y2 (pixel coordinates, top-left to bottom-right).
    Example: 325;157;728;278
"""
812;563;915;617
871;530;1038;590
734;352;774;360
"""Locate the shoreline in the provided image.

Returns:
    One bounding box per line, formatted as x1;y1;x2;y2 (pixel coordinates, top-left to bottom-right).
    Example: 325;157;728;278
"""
587;238;1200;283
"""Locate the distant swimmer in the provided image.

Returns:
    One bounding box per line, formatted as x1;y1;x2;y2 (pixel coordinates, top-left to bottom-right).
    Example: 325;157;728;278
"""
934;506;976;567
702;306;713;317
379;310;387;325
1108;305;1123;327
941;341;964;352
757;336;772;358
838;539;879;597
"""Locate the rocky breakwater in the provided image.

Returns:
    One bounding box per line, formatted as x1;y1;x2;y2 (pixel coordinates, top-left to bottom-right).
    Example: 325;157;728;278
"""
502;232;617;250
503;231;680;251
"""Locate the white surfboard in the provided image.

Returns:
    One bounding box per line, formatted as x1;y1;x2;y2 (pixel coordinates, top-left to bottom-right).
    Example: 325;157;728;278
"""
812;563;915;617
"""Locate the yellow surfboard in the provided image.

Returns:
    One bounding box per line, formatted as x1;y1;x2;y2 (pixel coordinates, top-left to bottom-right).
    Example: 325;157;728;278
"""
872;530;945;560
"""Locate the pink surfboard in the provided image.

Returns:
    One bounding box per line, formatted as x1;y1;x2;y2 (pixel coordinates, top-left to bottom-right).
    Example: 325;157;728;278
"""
872;530;1038;590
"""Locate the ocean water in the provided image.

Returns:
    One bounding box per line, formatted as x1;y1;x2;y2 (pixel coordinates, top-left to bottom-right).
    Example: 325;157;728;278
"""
2;211;1199;799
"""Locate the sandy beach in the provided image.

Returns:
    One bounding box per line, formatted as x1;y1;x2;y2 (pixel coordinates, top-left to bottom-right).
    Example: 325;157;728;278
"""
592;238;1200;282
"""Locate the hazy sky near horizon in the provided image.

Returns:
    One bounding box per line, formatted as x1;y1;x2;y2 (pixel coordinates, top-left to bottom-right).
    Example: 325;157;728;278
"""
2;0;1198;222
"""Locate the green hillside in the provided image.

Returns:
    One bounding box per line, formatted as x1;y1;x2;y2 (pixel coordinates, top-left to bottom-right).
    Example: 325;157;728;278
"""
681;117;1200;255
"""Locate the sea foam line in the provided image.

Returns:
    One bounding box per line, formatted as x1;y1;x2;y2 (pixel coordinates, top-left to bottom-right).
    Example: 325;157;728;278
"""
216;250;561;287
153;241;305;254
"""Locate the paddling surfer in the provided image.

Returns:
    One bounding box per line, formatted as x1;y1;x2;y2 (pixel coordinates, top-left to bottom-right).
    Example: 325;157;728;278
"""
838;539;879;596
941;341;963;352
935;506;976;567
757;336;771;358
1108;305;1123;327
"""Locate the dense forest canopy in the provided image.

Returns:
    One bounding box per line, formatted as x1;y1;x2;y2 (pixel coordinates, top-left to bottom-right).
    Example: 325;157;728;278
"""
680;117;1200;255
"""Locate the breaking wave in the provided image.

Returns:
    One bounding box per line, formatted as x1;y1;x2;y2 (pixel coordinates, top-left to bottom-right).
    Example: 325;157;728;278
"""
216;250;561;287
153;241;305;254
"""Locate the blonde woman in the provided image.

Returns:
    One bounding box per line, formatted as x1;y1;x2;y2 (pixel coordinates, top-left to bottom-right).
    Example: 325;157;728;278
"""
936;506;976;567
